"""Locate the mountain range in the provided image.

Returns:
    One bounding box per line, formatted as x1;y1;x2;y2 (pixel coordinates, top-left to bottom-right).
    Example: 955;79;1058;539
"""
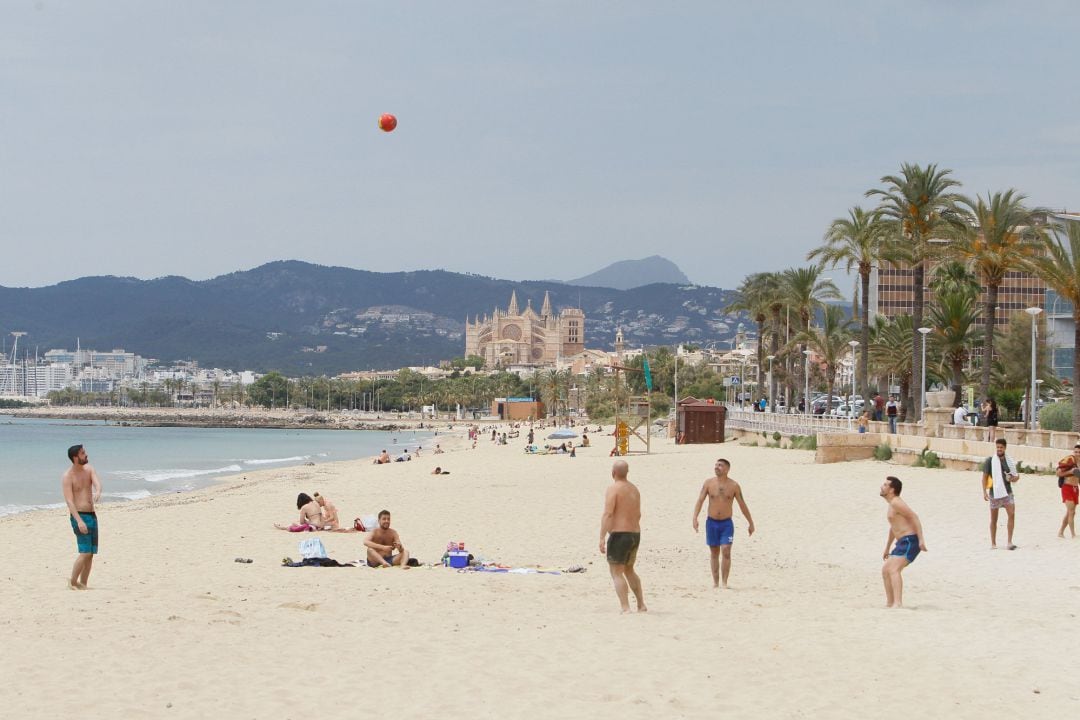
0;261;746;374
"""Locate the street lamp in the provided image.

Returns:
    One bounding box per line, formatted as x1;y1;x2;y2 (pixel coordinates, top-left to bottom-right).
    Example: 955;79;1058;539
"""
1025;306;1043;431
848;340;860;430
803;349;812;417
1035;378;1045;429
917;327;932;421
766;354;775;413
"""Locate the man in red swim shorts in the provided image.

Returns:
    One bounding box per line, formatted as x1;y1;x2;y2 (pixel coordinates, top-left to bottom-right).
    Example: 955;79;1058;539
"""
1056;443;1080;538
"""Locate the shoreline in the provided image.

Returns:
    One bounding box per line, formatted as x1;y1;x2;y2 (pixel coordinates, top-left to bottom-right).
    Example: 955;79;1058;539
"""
0;406;475;432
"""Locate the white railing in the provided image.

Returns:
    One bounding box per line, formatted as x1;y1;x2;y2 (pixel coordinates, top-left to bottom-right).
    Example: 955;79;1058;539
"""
725;408;853;436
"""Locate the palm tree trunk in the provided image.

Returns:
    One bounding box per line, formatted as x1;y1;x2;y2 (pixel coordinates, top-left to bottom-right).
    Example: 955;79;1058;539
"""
1074;313;1080;432
860;267;871;399
979;282;999;402
910;260;924;422
770;308;781;412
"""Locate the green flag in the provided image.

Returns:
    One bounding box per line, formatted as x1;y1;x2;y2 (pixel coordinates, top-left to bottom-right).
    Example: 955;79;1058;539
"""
643;355;653;391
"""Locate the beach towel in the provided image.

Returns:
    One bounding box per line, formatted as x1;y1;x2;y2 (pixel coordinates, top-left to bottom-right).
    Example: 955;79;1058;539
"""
299;537;328;559
983;454;1015;498
283;557;355;567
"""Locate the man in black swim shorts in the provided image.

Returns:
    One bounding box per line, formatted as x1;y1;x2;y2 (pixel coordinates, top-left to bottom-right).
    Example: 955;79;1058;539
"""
599;460;646;613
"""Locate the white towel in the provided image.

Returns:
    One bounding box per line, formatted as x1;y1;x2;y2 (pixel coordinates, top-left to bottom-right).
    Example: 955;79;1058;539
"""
989;454;1015;498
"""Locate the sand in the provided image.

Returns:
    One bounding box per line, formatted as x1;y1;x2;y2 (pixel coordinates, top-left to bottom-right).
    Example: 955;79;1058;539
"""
3;427;1078;719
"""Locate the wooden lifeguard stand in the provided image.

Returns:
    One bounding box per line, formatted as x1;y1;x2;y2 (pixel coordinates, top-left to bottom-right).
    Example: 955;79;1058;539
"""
611;387;651;455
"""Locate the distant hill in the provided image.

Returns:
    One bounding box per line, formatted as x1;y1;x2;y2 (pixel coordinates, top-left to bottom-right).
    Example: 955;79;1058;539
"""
0;261;744;374
566;255;691;290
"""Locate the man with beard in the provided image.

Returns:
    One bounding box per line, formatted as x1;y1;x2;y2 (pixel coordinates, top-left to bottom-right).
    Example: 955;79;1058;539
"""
62;444;102;590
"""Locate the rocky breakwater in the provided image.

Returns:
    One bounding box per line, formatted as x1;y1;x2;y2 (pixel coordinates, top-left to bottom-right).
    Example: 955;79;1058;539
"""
0;406;412;432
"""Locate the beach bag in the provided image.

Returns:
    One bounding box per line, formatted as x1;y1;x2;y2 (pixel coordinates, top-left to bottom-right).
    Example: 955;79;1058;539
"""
299;537;328;559
354;517;366;532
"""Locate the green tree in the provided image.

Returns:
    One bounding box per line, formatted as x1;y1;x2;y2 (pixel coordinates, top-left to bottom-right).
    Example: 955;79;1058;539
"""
944;189;1045;401
1025;217;1080;430
868;316;914;421
795;305;854;410
782;266;841;412
247;372;290;408
926;278;981;403
867;163;963;421
808;206;888;401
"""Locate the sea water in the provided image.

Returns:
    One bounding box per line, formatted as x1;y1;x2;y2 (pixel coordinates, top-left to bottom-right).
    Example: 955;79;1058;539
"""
0;416;433;517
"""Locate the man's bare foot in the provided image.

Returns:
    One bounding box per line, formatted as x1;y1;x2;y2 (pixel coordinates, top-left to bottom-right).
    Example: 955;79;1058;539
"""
68;580;86;590
637;604;648;612
620;607;632;614
1059;533;1066;538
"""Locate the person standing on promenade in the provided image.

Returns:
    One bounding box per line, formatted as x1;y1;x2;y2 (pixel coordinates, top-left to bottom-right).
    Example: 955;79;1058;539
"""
692;458;755;589
62;444;102;590
880;476;926;608
873;393;885;422
982;438;1019;550
599;460;646;613
885;396;899;433
1055;443;1080;538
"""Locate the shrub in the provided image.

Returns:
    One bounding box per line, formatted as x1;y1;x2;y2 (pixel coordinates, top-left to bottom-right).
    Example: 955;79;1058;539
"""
1039;401;1072;432
914;447;942;469
873;443;893;461
789;434;818;451
773;431;782;442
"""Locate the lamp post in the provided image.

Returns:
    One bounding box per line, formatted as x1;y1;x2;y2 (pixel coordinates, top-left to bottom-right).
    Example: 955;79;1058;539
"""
848;340;860;430
1035;378;1044;429
917;327;932;422
766;354;775;413
1026;306;1042;431
739;352;747;409
803;349;812;417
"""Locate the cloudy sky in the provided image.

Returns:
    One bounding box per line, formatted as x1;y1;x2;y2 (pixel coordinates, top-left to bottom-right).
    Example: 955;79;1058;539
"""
3;1;1079;290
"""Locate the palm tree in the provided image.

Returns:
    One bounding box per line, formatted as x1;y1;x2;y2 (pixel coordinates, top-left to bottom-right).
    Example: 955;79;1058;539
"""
867;163;963;421
809;206;888;402
927;283;981;404
869;316;914;420
728;274;773;395
794;305;854;411
944;189;1045;402
1025;217;1080;430
782;266;842;412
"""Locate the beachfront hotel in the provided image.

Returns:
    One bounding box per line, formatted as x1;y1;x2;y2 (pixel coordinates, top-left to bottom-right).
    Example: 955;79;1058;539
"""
867;212;1080;380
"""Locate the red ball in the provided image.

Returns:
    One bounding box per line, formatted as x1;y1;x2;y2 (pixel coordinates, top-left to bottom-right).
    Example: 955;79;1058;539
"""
378;113;397;132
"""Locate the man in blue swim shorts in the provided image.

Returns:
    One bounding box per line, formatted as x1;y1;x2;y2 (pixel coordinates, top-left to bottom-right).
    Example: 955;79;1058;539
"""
692;459;755;589
61;444;102;590
880;476;927;608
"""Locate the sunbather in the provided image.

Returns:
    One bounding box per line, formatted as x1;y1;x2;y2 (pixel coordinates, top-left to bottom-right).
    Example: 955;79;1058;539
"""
313;492;339;530
363;510;410;569
275;492;324;532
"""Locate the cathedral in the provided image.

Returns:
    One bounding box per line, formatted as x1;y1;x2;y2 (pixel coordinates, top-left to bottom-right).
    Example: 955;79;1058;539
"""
464;291;585;368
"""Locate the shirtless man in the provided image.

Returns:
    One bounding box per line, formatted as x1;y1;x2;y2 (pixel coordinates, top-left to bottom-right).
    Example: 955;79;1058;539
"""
599;460;646;613
880;476;927;608
1055;443;1080;538
363;510;410;568
375;450;391;465
313;492;339;530
692;458;755;589
61;444;102;590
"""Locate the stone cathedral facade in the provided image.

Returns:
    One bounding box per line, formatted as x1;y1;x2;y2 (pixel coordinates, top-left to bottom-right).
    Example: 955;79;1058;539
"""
464;291;585;368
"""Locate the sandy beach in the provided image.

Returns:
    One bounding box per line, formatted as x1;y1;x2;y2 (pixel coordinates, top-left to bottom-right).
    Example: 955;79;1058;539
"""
4;428;1078;719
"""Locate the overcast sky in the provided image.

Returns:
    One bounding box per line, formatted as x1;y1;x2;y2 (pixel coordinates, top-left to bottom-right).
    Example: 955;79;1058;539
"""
3;1;1079;290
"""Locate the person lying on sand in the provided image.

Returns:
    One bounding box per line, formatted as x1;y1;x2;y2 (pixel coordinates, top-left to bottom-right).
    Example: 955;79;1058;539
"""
431;467;451;475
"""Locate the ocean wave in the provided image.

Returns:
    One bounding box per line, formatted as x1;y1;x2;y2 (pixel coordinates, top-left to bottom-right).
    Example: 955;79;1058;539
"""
0;502;65;517
103;489;153;501
114;465;245;483
243;455;311;466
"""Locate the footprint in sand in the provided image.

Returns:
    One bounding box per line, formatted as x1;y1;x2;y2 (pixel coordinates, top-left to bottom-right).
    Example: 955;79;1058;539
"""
278;601;319;611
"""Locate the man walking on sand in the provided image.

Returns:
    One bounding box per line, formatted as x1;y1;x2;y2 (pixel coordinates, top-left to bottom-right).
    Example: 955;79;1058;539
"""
62;444;102;590
599;460;646;613
1055;443;1080;539
983;438;1020;550
880;476;926;608
692;458;755;588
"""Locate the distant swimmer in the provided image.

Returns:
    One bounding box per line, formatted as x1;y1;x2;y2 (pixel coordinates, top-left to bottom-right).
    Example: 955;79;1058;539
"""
62;444;102;590
879;476;926;608
692;458;755;589
599;460;646;613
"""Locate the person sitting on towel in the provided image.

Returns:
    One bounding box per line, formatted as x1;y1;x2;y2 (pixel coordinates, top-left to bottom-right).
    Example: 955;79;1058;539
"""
364;510;410;569
313;492;339;530
275;493;324;532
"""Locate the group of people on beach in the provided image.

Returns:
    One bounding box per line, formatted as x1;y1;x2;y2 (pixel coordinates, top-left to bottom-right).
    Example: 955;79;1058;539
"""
61;426;1079;601
599;436;1079;612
